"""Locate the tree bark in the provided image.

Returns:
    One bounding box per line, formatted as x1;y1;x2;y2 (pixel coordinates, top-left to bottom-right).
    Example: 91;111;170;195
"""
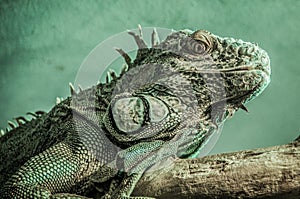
132;138;300;198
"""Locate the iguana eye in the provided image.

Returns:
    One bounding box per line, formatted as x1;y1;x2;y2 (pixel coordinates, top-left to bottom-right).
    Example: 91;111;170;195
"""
189;39;207;54
189;30;215;54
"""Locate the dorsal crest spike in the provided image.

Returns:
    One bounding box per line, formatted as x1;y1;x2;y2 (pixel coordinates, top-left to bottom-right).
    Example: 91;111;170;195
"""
120;64;128;76
14;116;27;125
109;69;117;80
69;82;76;95
114;47;132;66
35;111;46;116
138;24;143;38
151;28;160;47
7;121;16;129
78;85;83;92
0;129;5;136
56;97;61;104
27;112;37;118
106;71;111;84
127;28;148;49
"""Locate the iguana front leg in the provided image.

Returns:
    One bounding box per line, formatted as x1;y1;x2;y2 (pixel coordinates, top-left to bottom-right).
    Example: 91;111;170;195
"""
1;142;93;199
90;141;167;199
84;169;149;199
100;173;155;199
95;137;191;199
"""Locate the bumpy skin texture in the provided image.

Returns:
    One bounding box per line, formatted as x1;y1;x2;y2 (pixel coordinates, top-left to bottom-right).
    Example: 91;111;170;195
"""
0;28;270;198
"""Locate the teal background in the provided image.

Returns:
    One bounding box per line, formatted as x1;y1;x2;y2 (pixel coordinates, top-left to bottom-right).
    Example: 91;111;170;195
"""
0;0;299;155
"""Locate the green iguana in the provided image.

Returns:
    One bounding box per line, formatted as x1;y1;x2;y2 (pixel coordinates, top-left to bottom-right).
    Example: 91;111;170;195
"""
0;26;271;198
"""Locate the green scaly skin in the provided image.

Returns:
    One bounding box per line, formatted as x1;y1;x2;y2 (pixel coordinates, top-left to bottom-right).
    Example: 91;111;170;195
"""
0;27;270;198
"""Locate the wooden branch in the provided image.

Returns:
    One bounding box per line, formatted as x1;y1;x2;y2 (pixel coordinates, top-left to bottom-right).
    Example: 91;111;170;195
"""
132;139;300;198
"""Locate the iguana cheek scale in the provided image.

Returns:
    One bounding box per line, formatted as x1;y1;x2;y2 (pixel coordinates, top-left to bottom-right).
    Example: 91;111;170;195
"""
0;26;270;198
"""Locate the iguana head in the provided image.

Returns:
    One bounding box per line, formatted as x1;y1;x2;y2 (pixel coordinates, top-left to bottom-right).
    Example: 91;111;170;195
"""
102;28;271;158
153;29;271;116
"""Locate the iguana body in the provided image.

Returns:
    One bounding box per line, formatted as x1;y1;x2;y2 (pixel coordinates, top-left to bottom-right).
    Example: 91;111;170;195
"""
0;27;271;198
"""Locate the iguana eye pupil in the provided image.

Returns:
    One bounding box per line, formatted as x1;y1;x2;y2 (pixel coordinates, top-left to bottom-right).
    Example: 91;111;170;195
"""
189;39;206;54
181;38;206;55
180;30;215;55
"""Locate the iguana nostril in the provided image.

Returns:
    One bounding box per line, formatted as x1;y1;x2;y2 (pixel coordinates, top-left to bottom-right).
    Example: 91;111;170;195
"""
261;53;270;66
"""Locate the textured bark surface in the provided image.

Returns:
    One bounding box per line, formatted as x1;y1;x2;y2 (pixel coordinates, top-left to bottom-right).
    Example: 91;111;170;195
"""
133;139;300;199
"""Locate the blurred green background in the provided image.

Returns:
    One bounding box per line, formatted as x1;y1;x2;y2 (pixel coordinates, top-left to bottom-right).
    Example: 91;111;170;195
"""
0;0;299;155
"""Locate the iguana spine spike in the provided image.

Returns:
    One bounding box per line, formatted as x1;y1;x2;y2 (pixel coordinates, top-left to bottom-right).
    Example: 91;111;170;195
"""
114;47;132;66
106;72;111;84
69;82;76;95
120;64;128;76
26;112;37;118
56;97;61;104
14;116;27;125
151;28;160;47
138;24;143;38
35;111;46;116
109;69;117;80
127;31;147;49
78;85;83;92
0;129;4;136
8;121;15;129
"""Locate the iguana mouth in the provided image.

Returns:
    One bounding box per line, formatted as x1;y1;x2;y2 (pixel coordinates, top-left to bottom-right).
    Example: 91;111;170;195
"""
191;65;266;75
217;65;269;76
